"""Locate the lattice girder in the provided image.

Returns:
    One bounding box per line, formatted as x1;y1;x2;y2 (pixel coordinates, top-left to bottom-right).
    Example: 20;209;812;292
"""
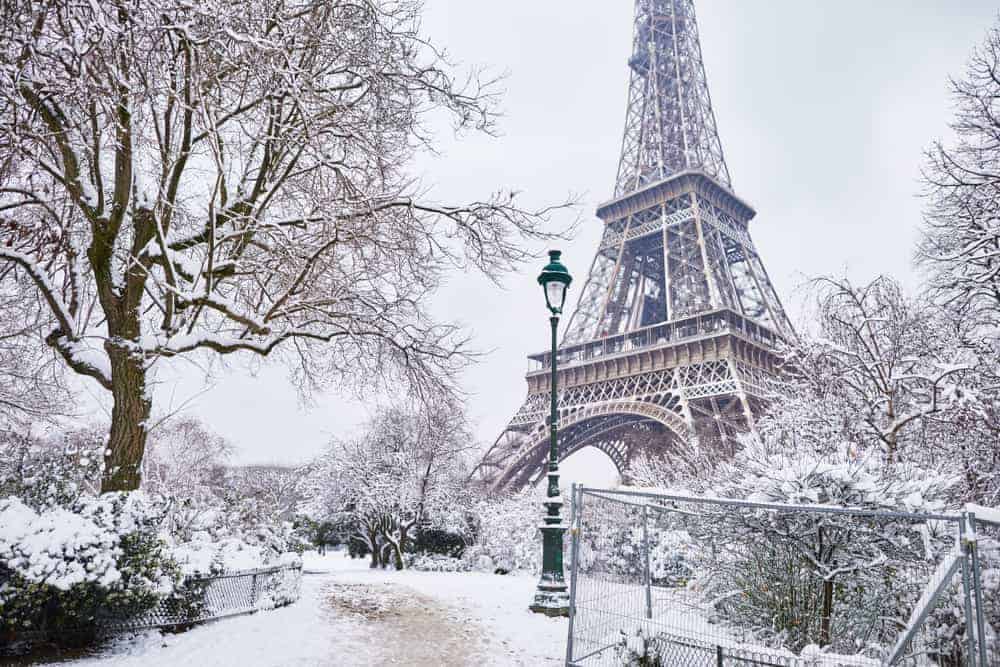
616;0;730;195
564;174;793;346
476;0;793;493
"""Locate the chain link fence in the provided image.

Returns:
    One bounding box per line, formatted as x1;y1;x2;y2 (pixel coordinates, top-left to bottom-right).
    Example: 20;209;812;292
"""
564;486;997;667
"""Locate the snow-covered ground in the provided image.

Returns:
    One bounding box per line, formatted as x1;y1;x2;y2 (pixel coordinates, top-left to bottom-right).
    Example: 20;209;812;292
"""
56;551;566;666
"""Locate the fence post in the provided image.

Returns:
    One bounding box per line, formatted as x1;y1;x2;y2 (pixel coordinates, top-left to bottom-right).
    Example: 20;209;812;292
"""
715;645;723;667
958;513;978;666
564;484;584;667
967;513;988;667
642;503;652;620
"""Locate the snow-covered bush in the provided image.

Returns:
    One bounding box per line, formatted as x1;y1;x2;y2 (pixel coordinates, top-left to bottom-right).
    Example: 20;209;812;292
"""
648;529;694;588
921;525;1000;665
0;429;104;511
697;435;956;655
410;528;468;559
613;628;671;666
0;493;180;645
573;500;693;584
409;554;468;573
169;521;301;576
467;489;541;574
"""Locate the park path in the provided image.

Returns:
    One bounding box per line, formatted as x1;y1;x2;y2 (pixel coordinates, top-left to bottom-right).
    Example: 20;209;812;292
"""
68;553;565;666
320;578;487;665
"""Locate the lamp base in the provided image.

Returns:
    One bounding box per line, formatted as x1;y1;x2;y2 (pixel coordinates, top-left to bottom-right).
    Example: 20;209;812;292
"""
529;578;570;617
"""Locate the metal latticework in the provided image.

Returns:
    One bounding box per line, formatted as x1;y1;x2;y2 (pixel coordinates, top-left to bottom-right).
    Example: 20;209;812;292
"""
99;564;303;632
615;0;730;195
477;0;793;493
565;487;996;667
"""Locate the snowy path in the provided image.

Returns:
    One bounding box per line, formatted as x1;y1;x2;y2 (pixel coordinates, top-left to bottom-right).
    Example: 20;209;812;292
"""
58;553;566;666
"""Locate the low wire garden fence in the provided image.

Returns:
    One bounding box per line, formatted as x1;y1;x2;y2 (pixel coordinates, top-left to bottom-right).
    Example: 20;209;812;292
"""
101;562;303;631
564;486;999;667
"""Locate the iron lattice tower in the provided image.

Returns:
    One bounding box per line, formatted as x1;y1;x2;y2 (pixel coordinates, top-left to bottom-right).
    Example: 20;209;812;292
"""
476;0;793;492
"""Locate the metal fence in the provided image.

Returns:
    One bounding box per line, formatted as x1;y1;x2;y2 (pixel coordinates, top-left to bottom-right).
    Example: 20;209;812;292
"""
1;563;303;659
564;486;998;667
98;563;303;632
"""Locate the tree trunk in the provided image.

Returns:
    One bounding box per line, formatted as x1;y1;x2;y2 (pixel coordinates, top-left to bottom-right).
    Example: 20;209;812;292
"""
100;347;152;492
366;527;381;568
819;578;834;647
390;528;406;571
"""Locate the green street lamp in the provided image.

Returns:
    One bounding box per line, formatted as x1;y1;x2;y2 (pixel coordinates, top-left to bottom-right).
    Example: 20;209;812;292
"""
529;249;572;617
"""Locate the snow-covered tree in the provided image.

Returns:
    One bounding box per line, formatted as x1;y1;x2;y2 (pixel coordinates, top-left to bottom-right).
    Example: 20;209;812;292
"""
923;335;1000;505
220;465;305;540
628;276;972;490
918;21;1000;330
744;280;995;502
801;276;967;465
141;416;232;538
915;18;1000;505
0;278;72;431
0;0;569;492
302;403;471;569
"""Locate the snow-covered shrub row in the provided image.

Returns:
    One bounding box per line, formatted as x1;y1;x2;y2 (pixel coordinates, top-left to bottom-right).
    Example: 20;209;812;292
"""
161;498;304;577
0;493;181;645
408;554;467;573
171;534;285;576
410;528;467;559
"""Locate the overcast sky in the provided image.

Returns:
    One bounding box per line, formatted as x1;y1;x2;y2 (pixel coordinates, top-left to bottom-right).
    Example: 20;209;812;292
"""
84;0;998;474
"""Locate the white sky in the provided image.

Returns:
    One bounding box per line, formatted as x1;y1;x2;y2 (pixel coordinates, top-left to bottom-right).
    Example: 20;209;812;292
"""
79;1;999;477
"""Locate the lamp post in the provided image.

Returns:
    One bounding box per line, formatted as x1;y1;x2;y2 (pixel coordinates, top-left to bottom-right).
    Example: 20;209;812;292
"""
530;249;572;617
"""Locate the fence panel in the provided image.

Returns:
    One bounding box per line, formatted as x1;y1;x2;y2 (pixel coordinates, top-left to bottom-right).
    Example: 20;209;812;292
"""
99;563;303;632
566;486;994;667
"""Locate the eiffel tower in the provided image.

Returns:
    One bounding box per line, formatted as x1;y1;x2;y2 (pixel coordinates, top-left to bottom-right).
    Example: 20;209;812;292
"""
476;0;793;493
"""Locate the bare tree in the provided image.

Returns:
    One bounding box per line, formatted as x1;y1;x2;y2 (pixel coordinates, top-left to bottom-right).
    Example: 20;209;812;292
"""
915;19;1000;504
0;0;568;491
0;277;73;431
806;276;966;464
918;21;1000;328
223;464;304;527
142;415;232;536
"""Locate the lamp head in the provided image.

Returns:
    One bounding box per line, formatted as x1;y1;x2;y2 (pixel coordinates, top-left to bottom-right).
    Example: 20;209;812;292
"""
537;250;572;314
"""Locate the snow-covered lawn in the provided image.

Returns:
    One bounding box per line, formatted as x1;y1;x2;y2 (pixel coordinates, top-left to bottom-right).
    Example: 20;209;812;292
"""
58;551;566;666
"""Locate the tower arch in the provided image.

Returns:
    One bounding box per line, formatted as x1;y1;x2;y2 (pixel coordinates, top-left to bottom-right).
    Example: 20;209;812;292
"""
485;403;692;494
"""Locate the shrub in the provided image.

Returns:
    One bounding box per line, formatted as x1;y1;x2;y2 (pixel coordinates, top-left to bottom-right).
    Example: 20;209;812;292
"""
697;436;956;654
0;430;104;511
410;528;466;559
409;554;467;572
0;493;180;647
348;536;370;559
614;629;671;666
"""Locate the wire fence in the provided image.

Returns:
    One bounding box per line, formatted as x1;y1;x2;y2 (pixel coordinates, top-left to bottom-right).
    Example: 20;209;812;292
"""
100;563;304;631
564;486;998;667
